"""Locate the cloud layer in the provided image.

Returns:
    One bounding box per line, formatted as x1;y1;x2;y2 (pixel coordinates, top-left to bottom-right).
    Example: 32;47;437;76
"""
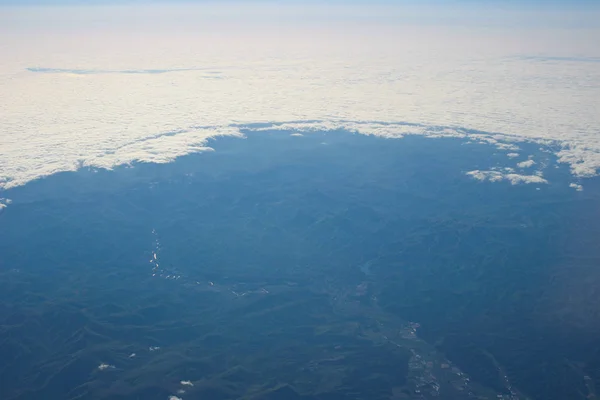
1;3;599;190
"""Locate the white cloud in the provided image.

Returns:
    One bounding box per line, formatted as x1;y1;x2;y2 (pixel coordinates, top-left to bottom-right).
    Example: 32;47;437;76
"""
467;170;548;185
504;173;548;185
97;363;115;371
168;396;183;400
466;170;494;181
569;183;584;191
517;159;535;168
180;381;194;387
0;4;599;189
507;153;520;158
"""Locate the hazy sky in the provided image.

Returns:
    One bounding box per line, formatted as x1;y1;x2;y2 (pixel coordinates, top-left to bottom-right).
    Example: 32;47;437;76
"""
1;0;599;189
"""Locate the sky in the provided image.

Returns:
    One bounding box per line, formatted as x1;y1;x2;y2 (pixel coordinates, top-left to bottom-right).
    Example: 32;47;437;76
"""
1;0;599;189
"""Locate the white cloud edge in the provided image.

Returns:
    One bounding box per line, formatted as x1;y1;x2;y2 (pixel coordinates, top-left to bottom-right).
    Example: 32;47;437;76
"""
0;120;596;191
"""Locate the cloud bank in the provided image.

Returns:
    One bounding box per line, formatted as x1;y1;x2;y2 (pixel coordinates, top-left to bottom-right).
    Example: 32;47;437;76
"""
1;3;599;190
